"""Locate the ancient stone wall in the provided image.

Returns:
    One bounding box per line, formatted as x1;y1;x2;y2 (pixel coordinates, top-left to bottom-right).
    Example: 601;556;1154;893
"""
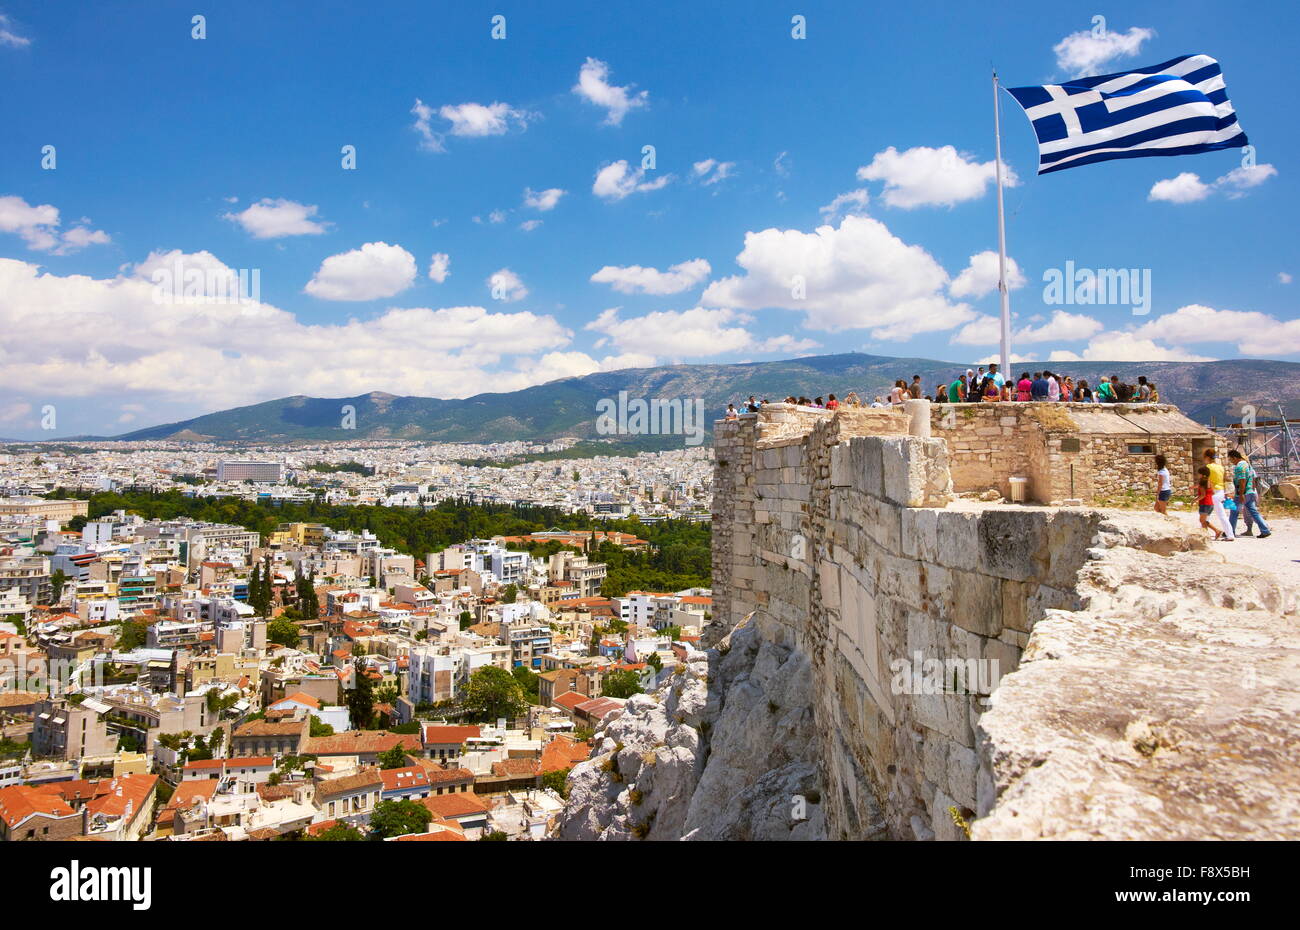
929;402;1212;503
714;409;1112;839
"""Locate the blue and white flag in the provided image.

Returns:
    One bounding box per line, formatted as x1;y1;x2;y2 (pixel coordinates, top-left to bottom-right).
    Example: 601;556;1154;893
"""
1007;54;1247;174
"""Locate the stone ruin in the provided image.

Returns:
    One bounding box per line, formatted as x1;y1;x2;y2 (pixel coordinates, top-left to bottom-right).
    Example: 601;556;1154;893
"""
553;402;1299;841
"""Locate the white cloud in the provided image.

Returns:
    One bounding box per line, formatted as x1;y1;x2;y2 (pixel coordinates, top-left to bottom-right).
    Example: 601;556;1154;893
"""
586;306;818;358
857;146;1016;209
1149;164;1278;203
0;401;33;424
592;161;672;201
0;255;581;415
411;99;530;152
223;198;329;238
304;242;417;301
523;187;566;211
948;250;1026;299
773;151;790;177
951;309;1102;347
692;159;735;186
427;252;450;283
0;195;110;254
1059;332;1214;362
1216;163;1278;196
487;268;528;302
699;214;974;340
590;258;711;295
1017;310;1105;344
573;57;647;125
1280;272;1293;285
1133;303;1300;356
0;13;30;47
519;219;543;232
1148;172;1213;203
819;189;870;221
1053;25;1155;77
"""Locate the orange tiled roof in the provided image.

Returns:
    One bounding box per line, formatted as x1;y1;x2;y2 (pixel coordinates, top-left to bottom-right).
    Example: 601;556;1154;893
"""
421;724;481;746
419;793;490;819
539;736;591;773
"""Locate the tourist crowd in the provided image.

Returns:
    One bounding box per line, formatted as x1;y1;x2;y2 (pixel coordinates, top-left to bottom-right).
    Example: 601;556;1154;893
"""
722;364;1162;419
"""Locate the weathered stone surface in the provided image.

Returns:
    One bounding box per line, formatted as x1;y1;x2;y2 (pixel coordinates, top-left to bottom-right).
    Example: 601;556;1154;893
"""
974;545;1300;840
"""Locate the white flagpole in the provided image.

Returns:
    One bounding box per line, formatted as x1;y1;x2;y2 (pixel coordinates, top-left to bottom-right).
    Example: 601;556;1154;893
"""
993;70;1012;378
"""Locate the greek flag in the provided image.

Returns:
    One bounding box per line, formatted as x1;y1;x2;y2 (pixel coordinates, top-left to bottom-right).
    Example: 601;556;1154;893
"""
1007;54;1247;174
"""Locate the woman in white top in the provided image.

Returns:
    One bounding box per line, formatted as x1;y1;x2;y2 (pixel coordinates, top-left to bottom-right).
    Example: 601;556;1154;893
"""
888;381;906;406
1154;453;1172;514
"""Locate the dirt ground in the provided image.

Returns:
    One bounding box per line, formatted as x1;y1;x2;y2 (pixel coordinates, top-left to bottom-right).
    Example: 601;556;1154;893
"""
1162;505;1300;584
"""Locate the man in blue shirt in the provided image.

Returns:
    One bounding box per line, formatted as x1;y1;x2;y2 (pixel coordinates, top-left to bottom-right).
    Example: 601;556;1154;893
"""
987;363;1005;390
1030;372;1050;400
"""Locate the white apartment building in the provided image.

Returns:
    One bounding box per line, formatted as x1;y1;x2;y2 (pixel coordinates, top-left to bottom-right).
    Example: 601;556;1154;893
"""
216;460;283;482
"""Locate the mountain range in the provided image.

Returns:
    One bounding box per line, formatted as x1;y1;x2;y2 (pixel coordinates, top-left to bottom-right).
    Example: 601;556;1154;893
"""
39;353;1300;445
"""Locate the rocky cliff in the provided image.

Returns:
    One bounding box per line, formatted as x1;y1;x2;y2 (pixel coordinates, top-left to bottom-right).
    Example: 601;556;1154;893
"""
552;405;1300;841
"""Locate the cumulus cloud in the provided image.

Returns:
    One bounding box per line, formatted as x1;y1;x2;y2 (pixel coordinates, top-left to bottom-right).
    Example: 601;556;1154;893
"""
592;161;672;201
0;255;580;417
948;250;1026;299
411;99;530;152
573;57;648;125
519;219;543;232
857;146;1016;209
951;309;1102;347
1049;333;1213;363
589;258;711;295
1280;272;1293;285
523;187;566;211
304;242;417;301
1148;172;1213;203
586;306;818;358
223;198;329;238
692;159;735;186
487;268;528;302
0;195;110;254
427;252;450;283
1132;303;1300;356
818;189;870;222
1053;25;1155;77
699;214;974;340
1149;164;1278;203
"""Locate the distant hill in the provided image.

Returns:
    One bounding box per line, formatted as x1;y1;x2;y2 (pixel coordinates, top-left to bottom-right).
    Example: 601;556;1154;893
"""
101;353;1300;444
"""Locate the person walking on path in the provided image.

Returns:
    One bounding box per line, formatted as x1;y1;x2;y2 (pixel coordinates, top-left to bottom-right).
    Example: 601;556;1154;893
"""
1228;449;1272;538
1204;448;1235;541
1154;454;1172;515
1196;466;1225;540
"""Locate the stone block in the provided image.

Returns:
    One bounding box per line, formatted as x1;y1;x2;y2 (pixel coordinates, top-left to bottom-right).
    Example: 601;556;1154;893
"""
949;569;1002;638
946;742;979;811
881;436;928;507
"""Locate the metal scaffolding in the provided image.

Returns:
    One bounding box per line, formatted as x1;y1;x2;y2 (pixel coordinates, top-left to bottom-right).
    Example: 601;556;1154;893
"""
1210;404;1300;493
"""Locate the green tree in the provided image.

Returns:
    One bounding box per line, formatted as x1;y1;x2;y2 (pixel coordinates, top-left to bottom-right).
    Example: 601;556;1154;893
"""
308;716;334;738
49;569;67;603
309;822;365;841
601;669;644;699
646;652;662;673
369;799;432;839
117;618;148;651
458;610;473;630
479;830;509;841
377;743;410;770
511;665;540;703
541;768;571;798
462;666;528;722
501;584;518;604
345;659;375;729
267;617;299;649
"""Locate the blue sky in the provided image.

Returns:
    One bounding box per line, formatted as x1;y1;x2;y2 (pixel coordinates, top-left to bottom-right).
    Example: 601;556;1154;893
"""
0;0;1295;438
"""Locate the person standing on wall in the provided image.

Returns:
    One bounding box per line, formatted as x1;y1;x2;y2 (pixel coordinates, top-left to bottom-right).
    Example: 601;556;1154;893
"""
1203;448;1235;541
1229;449;1272;538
